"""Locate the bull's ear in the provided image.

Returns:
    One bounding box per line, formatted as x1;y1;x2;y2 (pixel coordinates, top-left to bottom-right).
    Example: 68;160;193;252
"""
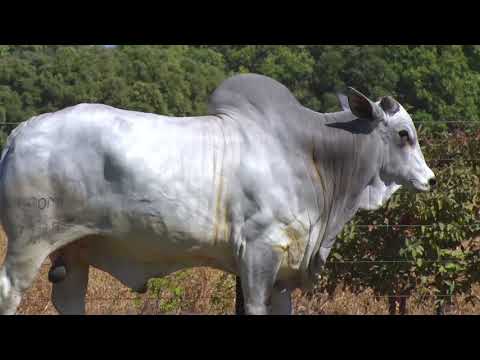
379;96;400;115
336;92;350;112
347;87;383;121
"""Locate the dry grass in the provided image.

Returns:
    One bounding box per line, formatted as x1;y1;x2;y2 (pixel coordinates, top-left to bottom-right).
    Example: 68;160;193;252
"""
1;228;479;315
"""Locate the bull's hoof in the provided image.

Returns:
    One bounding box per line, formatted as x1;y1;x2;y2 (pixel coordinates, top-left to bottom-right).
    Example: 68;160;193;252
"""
48;265;67;284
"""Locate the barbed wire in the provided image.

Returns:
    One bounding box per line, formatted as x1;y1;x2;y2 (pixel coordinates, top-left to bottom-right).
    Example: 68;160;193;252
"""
335;225;480;230
1;119;478;312
427;158;480;162
1;122;478;159
419;141;465;146
18;294;468;301
0;121;479;125
325;260;475;264
33;259;478;269
415;121;480;124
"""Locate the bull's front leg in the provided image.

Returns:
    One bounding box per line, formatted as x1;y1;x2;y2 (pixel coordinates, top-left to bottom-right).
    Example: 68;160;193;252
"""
233;203;302;315
235;277;292;315
238;241;283;315
270;287;292;315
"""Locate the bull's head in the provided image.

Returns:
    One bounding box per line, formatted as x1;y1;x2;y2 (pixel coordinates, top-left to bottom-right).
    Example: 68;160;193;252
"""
339;88;436;192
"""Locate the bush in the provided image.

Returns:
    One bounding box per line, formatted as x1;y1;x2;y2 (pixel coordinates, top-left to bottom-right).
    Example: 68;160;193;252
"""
319;125;480;313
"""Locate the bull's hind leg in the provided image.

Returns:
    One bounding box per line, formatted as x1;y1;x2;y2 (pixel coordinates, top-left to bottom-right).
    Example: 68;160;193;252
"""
0;240;51;315
0;221;97;315
49;241;90;315
51;263;88;315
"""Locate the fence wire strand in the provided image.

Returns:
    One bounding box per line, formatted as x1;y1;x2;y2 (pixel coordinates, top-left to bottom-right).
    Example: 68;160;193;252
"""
2;119;480;313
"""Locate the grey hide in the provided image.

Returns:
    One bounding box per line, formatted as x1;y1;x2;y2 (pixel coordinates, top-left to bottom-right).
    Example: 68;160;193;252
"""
0;74;435;315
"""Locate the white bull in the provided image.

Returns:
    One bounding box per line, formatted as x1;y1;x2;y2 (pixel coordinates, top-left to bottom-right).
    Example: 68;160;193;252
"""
0;74;435;315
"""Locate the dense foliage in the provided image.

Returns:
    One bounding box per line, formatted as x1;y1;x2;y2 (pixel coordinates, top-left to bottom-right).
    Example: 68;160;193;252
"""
320;126;480;313
2;45;480;127
1;45;479;313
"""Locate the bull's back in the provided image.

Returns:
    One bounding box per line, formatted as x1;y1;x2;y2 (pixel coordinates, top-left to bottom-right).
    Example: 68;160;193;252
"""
1;104;240;256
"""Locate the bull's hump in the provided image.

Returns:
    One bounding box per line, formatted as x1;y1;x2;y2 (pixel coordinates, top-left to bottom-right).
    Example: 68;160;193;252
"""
208;73;302;119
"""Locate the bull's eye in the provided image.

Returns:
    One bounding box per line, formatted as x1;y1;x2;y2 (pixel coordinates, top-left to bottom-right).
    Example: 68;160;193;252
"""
398;130;410;144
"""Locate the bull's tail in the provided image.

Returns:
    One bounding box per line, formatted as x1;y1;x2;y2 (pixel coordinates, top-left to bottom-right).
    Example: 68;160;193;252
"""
0;120;27;224
0;128;15;314
0;145;21;314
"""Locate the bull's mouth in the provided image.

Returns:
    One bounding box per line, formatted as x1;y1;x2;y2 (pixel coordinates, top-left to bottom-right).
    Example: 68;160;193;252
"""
410;179;431;192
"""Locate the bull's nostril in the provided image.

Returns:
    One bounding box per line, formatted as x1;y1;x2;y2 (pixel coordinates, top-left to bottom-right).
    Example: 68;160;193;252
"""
428;178;437;188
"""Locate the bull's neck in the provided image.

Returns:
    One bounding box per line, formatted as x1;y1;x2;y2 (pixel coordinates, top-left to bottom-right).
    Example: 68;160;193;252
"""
319;109;383;204
293;107;385;285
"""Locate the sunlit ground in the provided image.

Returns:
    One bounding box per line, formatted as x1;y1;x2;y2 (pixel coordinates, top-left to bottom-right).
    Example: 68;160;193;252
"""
1;228;478;315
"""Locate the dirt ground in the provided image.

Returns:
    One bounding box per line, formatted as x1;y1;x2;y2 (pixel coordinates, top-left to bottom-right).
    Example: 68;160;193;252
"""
1;228;479;315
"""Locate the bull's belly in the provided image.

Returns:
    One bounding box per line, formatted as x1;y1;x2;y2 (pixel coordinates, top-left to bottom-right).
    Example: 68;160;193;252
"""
84;197;235;260
102;232;236;270
79;230;304;293
59;235;237;299
71;229;238;292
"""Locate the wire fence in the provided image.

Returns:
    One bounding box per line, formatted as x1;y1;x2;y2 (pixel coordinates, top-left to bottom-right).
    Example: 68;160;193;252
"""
2;119;480;314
